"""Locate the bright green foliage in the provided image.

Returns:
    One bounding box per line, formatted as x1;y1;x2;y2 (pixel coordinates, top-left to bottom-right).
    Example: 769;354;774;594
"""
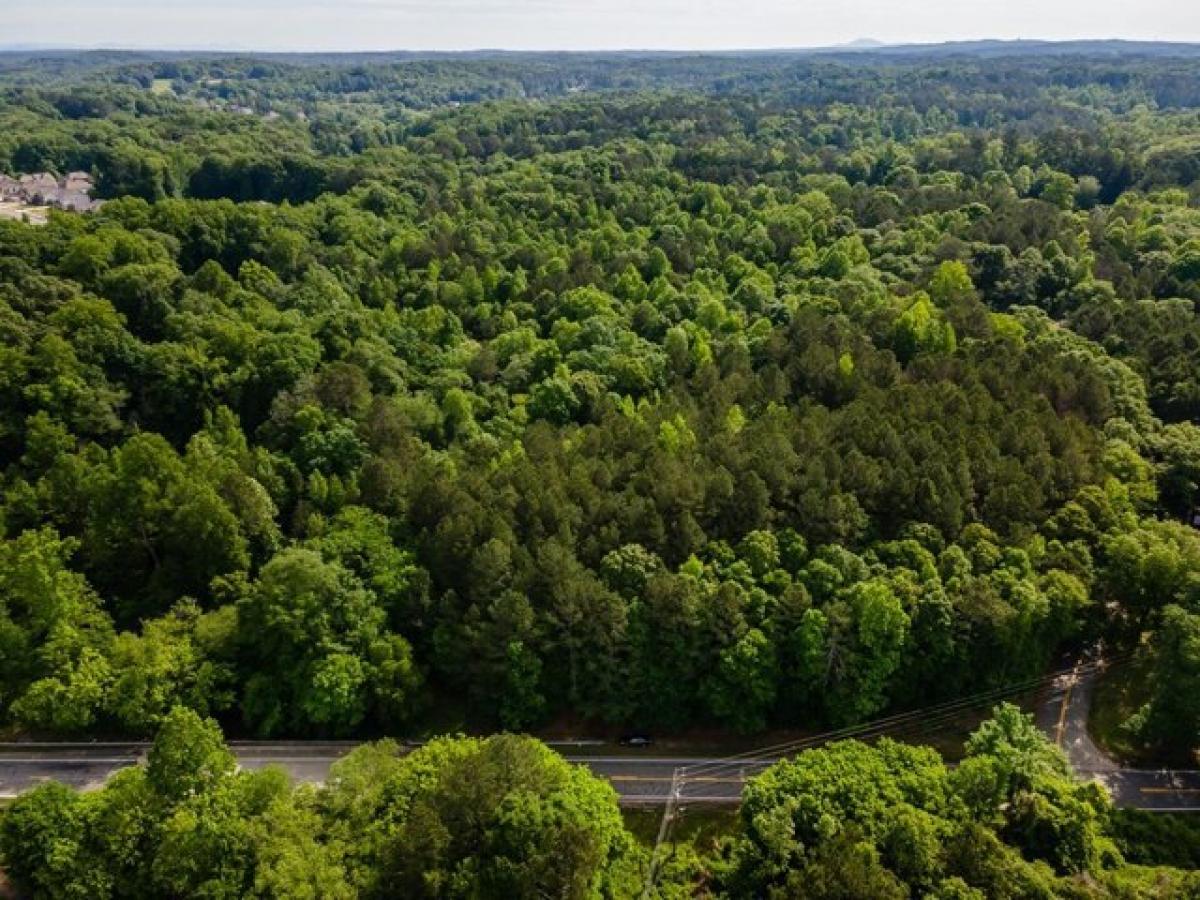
960;702;1072;801
0;528;114;731
893;292;957;362
929;261;976;307
1;707;1196;897
0;708;353;899
236;548;422;736
146;706;237;800
1099;521;1200;628
323;734;642;899
0;712;637;899
725;705;1120;897
0;781;116;899
105;601;237;732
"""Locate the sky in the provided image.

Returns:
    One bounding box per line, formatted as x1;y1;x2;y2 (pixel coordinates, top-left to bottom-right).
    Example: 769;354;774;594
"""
5;0;1199;52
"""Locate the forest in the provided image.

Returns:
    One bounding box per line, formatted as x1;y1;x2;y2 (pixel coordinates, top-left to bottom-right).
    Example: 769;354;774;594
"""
1;43;1200;896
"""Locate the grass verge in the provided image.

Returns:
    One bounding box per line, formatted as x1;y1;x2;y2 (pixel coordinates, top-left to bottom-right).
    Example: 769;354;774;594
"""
1089;652;1153;765
623;806;740;850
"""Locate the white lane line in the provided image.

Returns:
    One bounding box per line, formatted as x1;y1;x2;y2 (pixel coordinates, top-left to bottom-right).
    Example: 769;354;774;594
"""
0;758;139;764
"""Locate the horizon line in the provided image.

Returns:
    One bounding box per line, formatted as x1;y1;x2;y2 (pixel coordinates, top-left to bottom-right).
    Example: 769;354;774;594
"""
4;36;1200;56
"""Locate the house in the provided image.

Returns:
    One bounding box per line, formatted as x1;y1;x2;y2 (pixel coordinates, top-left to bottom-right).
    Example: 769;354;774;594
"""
34;187;101;213
28;186;60;205
0;170;103;216
64;171;94;192
58;191;100;213
20;173;58;192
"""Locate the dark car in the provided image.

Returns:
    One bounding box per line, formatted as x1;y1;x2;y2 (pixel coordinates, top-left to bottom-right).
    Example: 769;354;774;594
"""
619;734;653;747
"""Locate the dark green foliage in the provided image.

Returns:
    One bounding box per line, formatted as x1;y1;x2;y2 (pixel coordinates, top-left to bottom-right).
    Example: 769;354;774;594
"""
1110;810;1200;869
0;48;1198;750
1125;605;1200;758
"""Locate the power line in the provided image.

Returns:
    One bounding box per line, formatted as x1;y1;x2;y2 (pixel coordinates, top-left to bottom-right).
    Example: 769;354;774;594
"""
641;652;1130;895
683;656;1127;780
680;653;1130;779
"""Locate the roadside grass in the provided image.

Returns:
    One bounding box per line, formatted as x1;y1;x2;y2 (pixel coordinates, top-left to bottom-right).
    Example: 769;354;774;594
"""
1089;652;1153;765
623;806;740;850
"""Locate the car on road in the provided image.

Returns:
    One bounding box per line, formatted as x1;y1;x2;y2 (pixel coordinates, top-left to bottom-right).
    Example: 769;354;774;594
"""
619;734;653;747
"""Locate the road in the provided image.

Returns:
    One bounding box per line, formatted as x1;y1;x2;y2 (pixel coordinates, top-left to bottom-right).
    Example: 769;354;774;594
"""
1035;654;1200;811
0;656;1195;809
0;743;752;805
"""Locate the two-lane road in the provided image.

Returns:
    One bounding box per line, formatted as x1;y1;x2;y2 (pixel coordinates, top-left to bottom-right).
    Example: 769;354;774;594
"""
0;742;358;797
1;658;1196;809
0;743;752;804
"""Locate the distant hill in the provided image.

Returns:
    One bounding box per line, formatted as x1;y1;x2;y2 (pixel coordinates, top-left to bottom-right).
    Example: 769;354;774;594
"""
828;38;1200;58
837;38;889;50
2;39;1200;63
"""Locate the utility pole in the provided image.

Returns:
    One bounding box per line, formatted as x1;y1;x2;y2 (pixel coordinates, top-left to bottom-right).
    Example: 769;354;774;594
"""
641;766;683;900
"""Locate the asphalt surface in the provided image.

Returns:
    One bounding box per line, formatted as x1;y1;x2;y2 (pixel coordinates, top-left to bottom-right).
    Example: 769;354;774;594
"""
0;744;757;805
1035;655;1200;812
0;656;1195;809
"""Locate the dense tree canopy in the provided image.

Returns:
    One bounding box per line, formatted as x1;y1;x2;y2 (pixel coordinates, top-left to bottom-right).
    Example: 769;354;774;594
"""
7;41;1200;898
0;47;1198;751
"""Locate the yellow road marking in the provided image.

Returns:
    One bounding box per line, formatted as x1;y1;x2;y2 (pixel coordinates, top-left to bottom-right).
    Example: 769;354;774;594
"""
1140;787;1200;795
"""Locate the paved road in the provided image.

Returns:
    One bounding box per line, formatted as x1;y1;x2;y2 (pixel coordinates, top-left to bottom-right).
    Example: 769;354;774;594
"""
0;742;358;797
0;743;752;805
1;656;1196;809
1035;654;1200;811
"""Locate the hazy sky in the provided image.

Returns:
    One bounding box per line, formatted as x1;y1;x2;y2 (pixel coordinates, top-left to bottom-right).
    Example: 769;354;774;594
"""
7;0;1199;52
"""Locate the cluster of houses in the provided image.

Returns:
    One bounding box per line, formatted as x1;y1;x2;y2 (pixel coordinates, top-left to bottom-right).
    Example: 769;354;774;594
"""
0;171;102;213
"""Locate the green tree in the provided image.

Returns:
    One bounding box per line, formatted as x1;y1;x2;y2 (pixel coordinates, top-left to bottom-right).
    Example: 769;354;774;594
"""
324;734;642;899
80;433;251;620
237;548;422;736
704;627;777;733
1130;605;1200;759
0;528;115;732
